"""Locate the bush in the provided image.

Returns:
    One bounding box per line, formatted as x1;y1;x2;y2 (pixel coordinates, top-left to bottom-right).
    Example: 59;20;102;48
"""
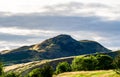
96;54;113;70
28;63;53;77
71;55;98;71
55;62;71;74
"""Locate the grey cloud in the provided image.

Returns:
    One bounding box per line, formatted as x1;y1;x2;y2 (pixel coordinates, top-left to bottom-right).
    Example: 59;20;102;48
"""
0;15;120;32
0;33;50;51
85;3;111;8
0;33;35;42
0;12;11;16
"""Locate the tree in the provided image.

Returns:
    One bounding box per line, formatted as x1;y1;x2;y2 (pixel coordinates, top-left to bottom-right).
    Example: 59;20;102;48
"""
96;54;113;70
55;62;71;74
113;52;120;74
28;68;43;77
71;55;98;71
28;63;53;77
42;63;54;77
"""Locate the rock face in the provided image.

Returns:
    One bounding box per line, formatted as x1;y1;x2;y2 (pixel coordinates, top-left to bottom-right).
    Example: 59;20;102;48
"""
0;34;111;64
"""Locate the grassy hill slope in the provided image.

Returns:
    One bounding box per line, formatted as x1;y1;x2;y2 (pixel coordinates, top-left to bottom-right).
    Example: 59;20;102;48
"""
55;70;120;77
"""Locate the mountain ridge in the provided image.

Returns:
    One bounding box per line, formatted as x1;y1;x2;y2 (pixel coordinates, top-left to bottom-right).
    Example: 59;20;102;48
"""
0;34;111;65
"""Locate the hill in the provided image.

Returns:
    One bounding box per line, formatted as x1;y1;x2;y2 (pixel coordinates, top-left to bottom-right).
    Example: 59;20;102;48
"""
0;34;111;65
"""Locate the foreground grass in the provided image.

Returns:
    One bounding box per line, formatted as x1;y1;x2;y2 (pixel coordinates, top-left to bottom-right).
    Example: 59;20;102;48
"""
56;70;120;77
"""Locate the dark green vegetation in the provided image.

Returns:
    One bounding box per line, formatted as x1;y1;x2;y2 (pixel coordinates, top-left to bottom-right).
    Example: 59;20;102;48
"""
96;54;113;70
71;55;98;71
71;54;113;71
27;63;53;77
113;51;120;74
55;62;71;74
0;62;4;76
0;34;111;65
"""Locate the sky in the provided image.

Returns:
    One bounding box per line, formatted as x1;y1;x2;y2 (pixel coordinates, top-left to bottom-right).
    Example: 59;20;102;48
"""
0;0;120;51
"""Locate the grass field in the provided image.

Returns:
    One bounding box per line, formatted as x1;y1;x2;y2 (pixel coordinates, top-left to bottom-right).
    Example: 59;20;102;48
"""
56;70;120;77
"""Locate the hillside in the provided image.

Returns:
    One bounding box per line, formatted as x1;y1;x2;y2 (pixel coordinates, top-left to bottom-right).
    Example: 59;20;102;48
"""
4;56;74;75
4;50;119;75
0;34;111;65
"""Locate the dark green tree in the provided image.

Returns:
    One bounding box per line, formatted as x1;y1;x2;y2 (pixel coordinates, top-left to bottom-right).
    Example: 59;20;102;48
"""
28;68;43;77
42;63;54;77
28;63;53;77
71;55;98;71
55;62;71;74
96;54;113;70
113;52;120;74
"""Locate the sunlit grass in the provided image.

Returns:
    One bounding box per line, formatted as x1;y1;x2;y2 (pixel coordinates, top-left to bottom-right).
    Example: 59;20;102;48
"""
56;70;120;77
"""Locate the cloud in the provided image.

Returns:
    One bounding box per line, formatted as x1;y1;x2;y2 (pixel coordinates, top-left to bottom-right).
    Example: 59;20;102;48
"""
0;40;30;51
1;2;120;20
0;2;120;51
38;2;120;20
0;15;119;33
0;27;57;36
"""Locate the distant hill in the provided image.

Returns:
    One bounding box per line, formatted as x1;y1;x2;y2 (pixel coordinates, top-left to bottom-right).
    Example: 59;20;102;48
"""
0;34;111;65
105;50;120;58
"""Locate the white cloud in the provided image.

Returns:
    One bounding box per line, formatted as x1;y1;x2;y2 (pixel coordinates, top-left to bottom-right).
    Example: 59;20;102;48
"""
0;40;36;51
0;27;57;36
39;2;120;20
0;1;120;20
0;0;119;13
107;47;120;51
0;0;83;13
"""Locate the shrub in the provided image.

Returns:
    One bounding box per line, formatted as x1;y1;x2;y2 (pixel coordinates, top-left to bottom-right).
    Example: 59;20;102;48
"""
55;62;71;74
28;63;53;77
71;55;98;71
